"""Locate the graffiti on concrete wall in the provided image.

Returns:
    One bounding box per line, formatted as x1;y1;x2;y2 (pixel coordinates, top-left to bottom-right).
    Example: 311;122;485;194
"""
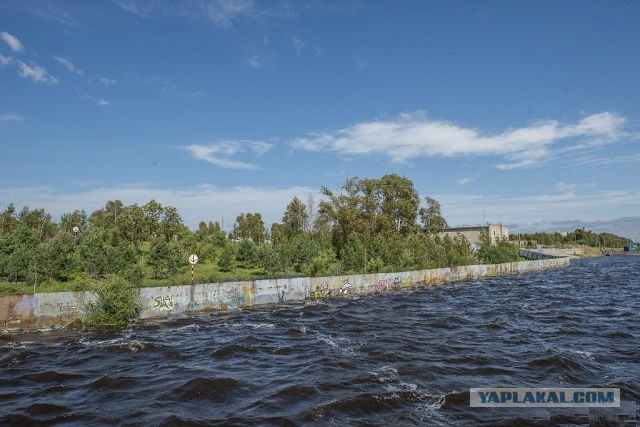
58;303;81;319
339;278;353;295
3;314;22;326
217;287;247;310
377;277;400;292
313;282;332;298
152;295;174;311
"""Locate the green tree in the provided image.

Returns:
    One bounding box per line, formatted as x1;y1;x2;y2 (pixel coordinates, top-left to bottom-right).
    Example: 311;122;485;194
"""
60;209;87;234
116;204;147;249
161;206;184;240
236;239;257;268
257;244;280;277
309;248;337;276
218;243;235;272
420;196;448;234
148;236;182;279
42;233;78;281
0;203;19;234
282;197;308;239
341;232;366;273
142;199;164;238
232;213;265;243
477;232;520;264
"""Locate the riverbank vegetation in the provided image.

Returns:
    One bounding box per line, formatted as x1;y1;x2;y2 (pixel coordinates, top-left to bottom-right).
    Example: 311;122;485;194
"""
511;229;632;249
3;174;623;296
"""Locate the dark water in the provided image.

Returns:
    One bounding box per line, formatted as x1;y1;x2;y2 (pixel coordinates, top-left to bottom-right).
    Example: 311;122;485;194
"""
1;257;639;426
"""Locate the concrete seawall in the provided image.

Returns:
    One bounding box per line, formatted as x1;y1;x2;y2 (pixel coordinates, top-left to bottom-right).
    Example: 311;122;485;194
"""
1;257;570;332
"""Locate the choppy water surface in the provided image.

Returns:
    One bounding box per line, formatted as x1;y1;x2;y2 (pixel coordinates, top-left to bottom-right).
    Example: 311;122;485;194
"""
1;257;639;426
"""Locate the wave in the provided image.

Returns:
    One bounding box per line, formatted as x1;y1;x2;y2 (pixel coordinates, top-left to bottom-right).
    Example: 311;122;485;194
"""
86;375;138;390
169;377;248;402
211;343;258;358
21;370;85;383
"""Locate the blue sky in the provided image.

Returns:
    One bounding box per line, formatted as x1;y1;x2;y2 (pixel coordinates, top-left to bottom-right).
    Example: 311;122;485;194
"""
1;0;639;239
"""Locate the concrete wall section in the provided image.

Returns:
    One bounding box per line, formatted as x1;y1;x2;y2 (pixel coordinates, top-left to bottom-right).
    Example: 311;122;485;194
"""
519;248;561;260
0;291;96;330
2;257;570;330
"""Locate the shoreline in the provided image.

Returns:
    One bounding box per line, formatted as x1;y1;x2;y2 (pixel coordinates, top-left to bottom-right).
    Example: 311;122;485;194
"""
1;256;570;334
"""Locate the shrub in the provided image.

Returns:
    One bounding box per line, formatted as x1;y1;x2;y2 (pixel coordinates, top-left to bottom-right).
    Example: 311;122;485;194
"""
477;232;520;264
84;275;140;327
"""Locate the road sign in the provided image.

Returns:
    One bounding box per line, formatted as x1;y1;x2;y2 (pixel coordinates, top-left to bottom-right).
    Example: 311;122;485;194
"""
72;226;79;234
189;254;199;265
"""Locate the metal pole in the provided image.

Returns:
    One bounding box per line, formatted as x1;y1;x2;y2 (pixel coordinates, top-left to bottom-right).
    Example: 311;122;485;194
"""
191;264;194;286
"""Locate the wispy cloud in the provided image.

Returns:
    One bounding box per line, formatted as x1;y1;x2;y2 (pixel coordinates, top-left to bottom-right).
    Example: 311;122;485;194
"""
13;3;80;29
100;77;116;85
186;140;273;169
570;152;640;167
116;0;265;28
54;56;84;76
292;111;627;169
0;32;23;52
17;60;58;84
0;112;24;130
0;112;24;123
0;53;12;66
292;36;306;55
242;53;270;68
456;177;474;185
80;94;111;107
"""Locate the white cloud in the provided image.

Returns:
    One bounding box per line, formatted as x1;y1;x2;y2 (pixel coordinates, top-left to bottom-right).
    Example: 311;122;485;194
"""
0;184;318;231
0;53;12;66
203;0;254;28
0;112;24;123
243;54;267;68
292;111;627;169
456;177;474;185
186;140;273;169
100;77;116;85
17;60;58;84
54;56;84;75
116;0;258;28
292;36;306;55
0;32;23;52
97;99;110;107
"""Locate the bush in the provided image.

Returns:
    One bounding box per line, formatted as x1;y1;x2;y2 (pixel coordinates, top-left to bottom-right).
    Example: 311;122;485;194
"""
477;232;520;264
84;275;140;327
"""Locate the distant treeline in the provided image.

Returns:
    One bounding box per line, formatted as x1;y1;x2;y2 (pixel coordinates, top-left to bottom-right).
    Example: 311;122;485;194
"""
510;229;632;248
1;174;519;294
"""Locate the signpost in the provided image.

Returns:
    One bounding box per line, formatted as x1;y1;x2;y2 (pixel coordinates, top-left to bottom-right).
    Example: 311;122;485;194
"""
189;254;198;285
72;226;79;234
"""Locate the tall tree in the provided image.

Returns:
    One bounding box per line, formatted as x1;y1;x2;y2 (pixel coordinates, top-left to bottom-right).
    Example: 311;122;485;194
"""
161;206;184;240
143;199;164;238
60;209;87;234
420;196;448;234
232;212;265;243
282;196;308;239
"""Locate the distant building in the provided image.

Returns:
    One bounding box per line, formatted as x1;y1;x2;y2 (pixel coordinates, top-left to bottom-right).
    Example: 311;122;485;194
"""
439;224;509;251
